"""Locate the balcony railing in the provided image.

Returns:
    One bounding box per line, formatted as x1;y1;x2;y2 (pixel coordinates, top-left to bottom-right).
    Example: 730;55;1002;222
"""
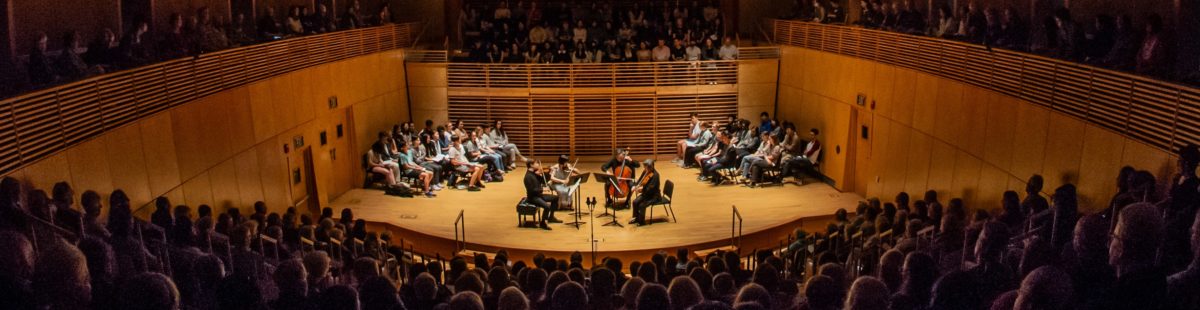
446;60;741;88
0;22;422;177
771;19;1200;153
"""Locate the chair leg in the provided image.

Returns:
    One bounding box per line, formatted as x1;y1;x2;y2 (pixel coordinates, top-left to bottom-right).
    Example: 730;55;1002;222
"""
668;204;677;223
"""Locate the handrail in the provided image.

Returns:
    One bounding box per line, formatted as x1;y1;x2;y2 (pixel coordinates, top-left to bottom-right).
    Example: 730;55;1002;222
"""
732;205;743;254
446;60;741;88
738;47;781;60
1;22;422;194
453;209;466;253
770;19;1200;154
758;21;775;46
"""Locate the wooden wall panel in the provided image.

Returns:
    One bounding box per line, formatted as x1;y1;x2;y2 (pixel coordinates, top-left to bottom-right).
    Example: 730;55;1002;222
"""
20;153;73;199
140;112;182;199
779;45;1182;212
1076;125;1127;208
737;83;777;120
5;50;408;218
67;138;114;204
233;149;265;208
208;158;242;210
105;123;153;208
1009;103;1050;181
1041;113;1086;192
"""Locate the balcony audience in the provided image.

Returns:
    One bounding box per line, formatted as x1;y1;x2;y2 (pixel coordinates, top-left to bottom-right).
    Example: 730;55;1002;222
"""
790;0;1190;82
458;1;734;63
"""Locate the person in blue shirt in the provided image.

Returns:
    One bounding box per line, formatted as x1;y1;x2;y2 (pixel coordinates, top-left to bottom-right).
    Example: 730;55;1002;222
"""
758;112;774;134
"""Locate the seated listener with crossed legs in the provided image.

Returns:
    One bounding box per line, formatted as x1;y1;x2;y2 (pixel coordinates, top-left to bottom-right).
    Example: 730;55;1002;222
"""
410;136;444;191
448;135;485;191
748;134;784;188
524;159;561;230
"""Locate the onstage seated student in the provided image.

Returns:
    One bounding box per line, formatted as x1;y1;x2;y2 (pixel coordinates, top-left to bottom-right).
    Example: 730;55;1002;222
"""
549;155;581;210
738;131;773;180
696;131;728;183
466;130;504;176
476;126;511;172
366;141;400;187
489;120;524;170
747;134;784;188
722;120;758;166
629;159;663;226
409;136;444;191
448;135;486;191
682;121;717;168
524;159;562;230
782;128;822;180
396;140;437;197
674;113;703;163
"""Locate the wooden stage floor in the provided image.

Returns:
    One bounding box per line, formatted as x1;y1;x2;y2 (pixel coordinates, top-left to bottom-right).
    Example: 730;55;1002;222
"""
332;162;863;256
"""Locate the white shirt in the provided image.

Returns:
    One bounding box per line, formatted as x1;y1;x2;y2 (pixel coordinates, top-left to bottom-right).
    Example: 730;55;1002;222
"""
719;44;738;60
448;144;470;164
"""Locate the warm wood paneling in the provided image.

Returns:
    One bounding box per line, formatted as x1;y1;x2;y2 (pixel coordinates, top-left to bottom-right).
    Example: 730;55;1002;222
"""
778;45;1177;212
2;49;409;219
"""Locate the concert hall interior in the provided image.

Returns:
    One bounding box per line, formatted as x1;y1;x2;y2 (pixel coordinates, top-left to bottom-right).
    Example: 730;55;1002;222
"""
3;0;1200;309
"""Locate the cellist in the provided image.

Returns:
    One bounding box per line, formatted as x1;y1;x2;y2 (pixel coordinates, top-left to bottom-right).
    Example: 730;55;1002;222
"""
629;159;661;226
601;148;639;208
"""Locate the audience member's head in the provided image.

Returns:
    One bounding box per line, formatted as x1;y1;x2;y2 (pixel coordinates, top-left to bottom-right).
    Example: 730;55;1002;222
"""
414;273;440;303
319;285;360;310
620;277;647;308
498;286;530;310
551;281;588;310
274;258;308;297
878;249;904;292
689;267;715;298
667;276;703;310
734;283;771;309
449;291;485;310
120;272;180;310
845;276;889;310
713;272;736;297
33;240;91;308
456;271;485;295
591;267;617;296
930;270;977;310
1073;214;1110;265
803;275;841;310
304;251;332;283
636;283;670;310
359;276;401;310
1110;203;1165;274
1014;266;1074;310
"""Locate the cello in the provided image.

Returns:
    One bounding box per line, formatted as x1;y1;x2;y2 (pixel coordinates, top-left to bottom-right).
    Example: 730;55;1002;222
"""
608;149;635;208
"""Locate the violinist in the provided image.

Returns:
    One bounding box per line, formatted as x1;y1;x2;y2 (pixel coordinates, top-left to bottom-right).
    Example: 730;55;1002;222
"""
550;155;581;210
524;159;561;230
601;148;640;208
629;159;662;226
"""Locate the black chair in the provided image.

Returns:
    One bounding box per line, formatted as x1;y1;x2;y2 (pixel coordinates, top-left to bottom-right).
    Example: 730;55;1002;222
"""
647;180;676;224
516;197;541;228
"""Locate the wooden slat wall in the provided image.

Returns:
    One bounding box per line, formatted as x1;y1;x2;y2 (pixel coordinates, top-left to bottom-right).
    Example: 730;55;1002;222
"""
772;19;1199;155
446;61;740;89
448;89;737;156
0;22;422;178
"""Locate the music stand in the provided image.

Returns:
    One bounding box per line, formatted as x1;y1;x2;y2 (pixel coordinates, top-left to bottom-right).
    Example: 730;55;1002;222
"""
564;173;590;228
592;173;624;228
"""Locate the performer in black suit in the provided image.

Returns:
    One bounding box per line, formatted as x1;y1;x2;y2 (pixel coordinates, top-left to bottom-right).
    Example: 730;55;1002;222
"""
524;159;561;229
629;159;662;226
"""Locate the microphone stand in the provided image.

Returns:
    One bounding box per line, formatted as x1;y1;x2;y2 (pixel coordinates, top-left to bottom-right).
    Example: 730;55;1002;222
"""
587;197;599;266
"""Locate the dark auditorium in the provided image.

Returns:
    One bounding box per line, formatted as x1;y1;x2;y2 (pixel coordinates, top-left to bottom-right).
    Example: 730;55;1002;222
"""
4;0;1200;310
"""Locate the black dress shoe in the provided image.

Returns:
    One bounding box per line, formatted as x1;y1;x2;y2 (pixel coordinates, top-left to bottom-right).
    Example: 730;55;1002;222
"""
628;218;639;225
547;217;563;223
540;223;552;230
